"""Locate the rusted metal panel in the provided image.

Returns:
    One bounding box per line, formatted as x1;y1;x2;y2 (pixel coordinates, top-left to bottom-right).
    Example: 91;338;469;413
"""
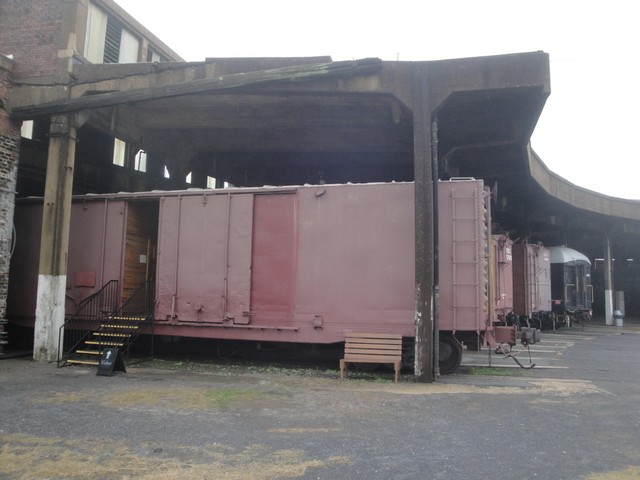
437;179;489;332
492;234;514;319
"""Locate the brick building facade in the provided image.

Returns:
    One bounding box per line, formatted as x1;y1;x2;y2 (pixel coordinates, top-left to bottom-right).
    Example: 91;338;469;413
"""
0;0;65;79
0;0;182;353
0;55;21;352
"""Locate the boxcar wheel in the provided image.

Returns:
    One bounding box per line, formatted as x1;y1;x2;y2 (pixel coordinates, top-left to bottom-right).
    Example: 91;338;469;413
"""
439;336;462;374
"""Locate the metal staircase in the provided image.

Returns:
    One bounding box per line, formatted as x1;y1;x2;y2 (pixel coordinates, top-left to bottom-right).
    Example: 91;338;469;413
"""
58;281;154;368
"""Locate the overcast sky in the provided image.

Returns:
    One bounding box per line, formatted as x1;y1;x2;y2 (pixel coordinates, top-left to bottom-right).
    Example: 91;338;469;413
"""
115;0;639;199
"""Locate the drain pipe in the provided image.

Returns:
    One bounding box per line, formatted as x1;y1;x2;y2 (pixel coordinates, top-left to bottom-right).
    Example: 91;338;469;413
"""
431;119;440;380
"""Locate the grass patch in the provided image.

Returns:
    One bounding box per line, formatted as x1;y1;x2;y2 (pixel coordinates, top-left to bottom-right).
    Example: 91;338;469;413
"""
136;357;405;383
0;433;351;480
136;357;337;378
203;388;262;407
112;387;265;410
457;366;532;377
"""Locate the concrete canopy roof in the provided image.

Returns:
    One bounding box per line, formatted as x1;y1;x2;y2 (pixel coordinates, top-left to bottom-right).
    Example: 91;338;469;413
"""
8;51;640;260
10;52;549;183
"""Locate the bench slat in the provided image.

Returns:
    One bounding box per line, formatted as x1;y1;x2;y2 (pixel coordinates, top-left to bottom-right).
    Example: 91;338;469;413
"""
344;335;402;343
344;354;401;362
345;345;401;352
346;342;401;347
344;333;402;339
345;352;401;358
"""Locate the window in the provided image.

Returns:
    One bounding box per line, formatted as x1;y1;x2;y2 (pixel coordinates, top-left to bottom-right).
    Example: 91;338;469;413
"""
113;138;126;167
207;177;231;189
84;2;140;64
134;150;147;172
84;3;107;63
103;15;122;63
117;26;139;63
146;48;167;63
21;120;51;142
20;121;34;139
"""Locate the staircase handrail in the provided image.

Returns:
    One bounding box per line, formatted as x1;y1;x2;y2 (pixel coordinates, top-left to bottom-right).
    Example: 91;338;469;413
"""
98;280;155;360
57;280;119;367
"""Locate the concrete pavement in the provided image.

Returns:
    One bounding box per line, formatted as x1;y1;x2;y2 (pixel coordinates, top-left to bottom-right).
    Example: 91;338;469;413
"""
1;321;639;479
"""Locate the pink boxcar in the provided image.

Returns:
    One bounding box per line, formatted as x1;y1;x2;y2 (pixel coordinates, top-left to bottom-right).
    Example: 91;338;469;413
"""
9;179;516;372
491;234;514;322
512;243;553;329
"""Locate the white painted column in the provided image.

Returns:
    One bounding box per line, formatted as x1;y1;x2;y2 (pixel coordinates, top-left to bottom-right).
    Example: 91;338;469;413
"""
34;275;67;361
615;291;625;316
604;235;614;326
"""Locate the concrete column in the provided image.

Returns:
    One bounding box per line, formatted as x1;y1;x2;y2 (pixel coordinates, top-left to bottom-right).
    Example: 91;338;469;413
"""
615;291;625;316
412;63;434;383
603;235;614;326
33;114;77;362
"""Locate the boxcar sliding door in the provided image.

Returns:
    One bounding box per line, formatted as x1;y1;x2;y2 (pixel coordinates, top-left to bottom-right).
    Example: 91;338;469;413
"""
249;193;296;327
155;193;253;324
122;201;159;310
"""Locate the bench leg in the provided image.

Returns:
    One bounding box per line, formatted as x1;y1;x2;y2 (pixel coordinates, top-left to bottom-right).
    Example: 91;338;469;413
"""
339;359;346;380
394;361;400;383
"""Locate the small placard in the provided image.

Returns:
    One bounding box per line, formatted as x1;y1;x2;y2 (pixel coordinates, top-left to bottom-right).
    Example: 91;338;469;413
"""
97;348;126;376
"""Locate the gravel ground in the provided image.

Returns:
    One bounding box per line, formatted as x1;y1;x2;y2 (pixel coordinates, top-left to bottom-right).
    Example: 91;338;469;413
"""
1;321;640;480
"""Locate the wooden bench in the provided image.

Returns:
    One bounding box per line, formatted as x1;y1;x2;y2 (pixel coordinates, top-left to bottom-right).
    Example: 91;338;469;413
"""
339;333;403;382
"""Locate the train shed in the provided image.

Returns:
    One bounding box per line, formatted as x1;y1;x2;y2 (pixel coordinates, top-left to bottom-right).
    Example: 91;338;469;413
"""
5;49;640;378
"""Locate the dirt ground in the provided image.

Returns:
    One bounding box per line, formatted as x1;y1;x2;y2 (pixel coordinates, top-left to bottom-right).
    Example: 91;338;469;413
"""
1;322;640;479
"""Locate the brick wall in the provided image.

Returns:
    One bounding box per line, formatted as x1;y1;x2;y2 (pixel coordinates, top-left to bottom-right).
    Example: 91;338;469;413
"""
0;0;65;78
0;55;21;351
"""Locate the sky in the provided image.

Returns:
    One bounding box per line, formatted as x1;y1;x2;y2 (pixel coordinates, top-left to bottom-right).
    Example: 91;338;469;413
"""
115;0;639;200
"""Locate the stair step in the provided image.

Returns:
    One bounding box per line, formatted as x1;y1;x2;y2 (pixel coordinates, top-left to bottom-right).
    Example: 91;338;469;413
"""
86;341;123;347
94;332;129;338
100;324;139;330
75;349;101;355
109;316;147;322
67;359;99;366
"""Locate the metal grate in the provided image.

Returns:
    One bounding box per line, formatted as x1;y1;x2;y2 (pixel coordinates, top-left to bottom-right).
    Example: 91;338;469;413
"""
103;16;122;63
